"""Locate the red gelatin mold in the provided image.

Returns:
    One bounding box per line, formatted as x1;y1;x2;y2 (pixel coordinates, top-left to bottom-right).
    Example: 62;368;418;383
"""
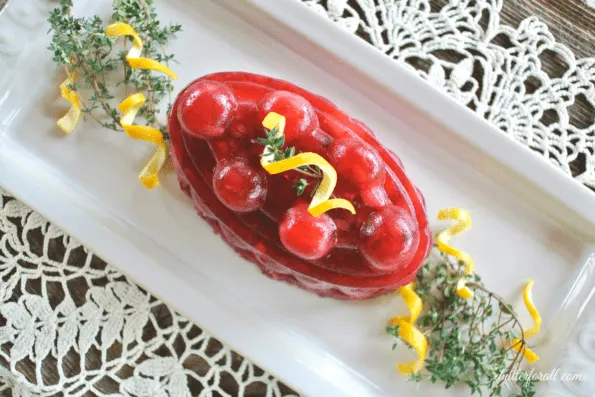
168;72;431;300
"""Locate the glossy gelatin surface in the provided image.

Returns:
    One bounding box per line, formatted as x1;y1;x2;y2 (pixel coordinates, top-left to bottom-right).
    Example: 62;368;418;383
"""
168;72;431;300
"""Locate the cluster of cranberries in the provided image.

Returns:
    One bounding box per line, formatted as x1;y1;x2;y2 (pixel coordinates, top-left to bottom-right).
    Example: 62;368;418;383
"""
175;79;419;274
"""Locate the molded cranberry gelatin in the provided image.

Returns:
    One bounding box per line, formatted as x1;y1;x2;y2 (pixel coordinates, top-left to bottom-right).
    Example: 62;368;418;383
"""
168;72;431;300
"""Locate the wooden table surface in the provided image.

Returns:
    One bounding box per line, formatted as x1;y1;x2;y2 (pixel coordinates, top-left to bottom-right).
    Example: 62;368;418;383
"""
500;0;594;173
504;0;594;60
0;0;593;396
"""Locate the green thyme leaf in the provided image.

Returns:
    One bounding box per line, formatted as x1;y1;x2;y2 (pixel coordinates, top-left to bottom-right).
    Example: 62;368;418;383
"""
48;0;180;134
293;179;309;196
391;250;539;396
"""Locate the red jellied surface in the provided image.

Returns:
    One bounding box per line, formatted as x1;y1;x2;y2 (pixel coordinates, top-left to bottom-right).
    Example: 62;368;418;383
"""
168;72;432;300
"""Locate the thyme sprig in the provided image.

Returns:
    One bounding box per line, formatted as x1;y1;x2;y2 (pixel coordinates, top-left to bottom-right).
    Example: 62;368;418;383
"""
48;0;181;136
388;250;539;397
256;126;323;196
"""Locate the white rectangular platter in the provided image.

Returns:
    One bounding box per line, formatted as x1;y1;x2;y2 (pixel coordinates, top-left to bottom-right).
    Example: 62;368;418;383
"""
1;0;595;396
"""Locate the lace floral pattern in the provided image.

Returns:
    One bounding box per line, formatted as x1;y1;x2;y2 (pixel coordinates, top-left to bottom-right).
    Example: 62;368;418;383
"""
302;0;595;188
0;189;298;397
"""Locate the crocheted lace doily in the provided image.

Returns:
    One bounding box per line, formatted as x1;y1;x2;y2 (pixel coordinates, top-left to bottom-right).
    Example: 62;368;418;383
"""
302;0;594;189
0;189;298;397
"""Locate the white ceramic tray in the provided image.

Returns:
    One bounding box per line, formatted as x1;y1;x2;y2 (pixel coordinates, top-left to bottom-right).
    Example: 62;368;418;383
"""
1;0;595;396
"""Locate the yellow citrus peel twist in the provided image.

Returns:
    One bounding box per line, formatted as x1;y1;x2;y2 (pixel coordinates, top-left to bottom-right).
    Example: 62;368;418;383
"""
436;209;541;362
509;280;541;363
106;23;178;80
436;208;475;299
118;93;167;189
108;22;176;188
260;112;355;217
389;283;428;375
57;72;82;134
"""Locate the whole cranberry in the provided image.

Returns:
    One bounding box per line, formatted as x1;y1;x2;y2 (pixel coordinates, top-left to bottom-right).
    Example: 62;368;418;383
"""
328;138;385;189
213;158;267;212
257;91;318;142
279;203;337;260
359;205;419;273
177;80;237;139
297;128;333;157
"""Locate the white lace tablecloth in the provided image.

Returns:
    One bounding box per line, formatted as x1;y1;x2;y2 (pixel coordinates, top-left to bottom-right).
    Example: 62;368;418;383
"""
0;0;594;396
305;0;595;188
0;189;298;397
